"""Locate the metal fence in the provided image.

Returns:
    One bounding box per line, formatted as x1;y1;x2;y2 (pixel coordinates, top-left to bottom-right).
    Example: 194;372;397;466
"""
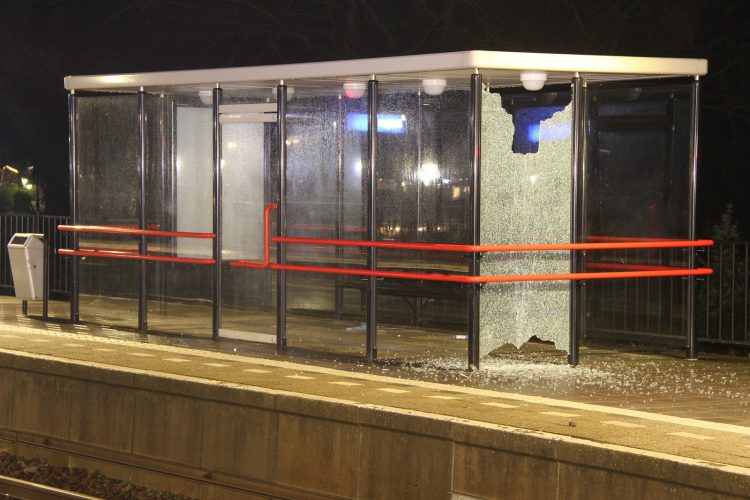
697;242;750;346
0;214;71;297
584;242;750;348
1;213;748;349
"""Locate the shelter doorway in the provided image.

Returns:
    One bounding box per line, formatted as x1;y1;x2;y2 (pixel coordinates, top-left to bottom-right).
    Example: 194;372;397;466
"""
218;103;278;342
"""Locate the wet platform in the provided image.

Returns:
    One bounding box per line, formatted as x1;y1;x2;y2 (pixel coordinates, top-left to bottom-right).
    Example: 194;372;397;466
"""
1;297;749;498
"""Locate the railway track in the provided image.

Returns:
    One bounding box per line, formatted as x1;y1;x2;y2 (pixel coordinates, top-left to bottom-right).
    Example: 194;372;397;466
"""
0;474;99;500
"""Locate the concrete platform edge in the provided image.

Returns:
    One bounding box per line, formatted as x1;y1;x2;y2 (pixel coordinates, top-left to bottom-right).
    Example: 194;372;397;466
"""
0;349;748;499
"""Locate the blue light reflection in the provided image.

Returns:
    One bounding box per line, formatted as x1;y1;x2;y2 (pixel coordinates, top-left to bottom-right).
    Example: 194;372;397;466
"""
347;113;406;133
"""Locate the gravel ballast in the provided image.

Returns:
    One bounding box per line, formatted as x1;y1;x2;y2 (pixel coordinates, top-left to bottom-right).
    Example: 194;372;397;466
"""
0;452;196;499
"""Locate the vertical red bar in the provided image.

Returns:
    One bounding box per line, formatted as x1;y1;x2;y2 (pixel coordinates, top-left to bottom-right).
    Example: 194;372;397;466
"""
265;203;278;267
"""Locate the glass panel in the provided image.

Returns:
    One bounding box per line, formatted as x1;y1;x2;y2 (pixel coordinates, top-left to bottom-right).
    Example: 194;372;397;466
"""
375;82;471;360
219;88;278;340
583;81;693;342
76;94;140;327
479;87;573;356
284;86;367;357
146;92;213;336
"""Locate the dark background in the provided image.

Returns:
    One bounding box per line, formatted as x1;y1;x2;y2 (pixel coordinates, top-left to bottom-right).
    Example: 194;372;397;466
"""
1;0;748;237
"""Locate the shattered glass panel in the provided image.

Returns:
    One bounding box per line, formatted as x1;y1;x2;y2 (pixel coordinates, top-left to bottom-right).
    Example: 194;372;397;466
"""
479;90;572;356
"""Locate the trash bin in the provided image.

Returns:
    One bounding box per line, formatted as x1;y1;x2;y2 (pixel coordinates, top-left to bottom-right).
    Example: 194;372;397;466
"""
7;233;45;300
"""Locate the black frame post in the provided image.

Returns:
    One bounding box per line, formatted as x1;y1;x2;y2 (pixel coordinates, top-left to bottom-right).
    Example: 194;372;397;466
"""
212;85;223;339
687;76;700;359
68;90;80;322
415;88;423;326
334;93;345;318
137;88;148;333
276;82;288;351
468;72;482;369
43;236;49;320
366;78;379;362
568;75;585;366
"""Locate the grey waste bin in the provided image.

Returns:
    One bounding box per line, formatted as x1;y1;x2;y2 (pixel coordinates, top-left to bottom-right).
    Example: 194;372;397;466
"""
7;233;46;304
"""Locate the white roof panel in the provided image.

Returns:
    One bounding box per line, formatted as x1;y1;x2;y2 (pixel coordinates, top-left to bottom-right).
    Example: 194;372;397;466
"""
64;50;707;92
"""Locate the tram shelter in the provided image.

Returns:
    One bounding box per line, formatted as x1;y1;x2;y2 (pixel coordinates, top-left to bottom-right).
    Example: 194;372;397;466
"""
61;50;712;367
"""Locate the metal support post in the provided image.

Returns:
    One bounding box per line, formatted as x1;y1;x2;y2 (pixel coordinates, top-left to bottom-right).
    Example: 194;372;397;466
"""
137;88;148;333
687;76;701;359
68;91;80;322
212;86;223;339
276;82;288;351
568;75;585;366
415;89;423;326
335;93;345;318
366;78;379;362
43;237;49;320
468;72;482;369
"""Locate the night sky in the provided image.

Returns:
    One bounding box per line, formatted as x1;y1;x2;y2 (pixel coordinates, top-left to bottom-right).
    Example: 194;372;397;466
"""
2;0;749;237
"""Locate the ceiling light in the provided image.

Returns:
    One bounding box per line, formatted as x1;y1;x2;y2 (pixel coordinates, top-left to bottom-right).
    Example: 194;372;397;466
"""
343;81;366;99
422;78;447;96
520;71;547;91
198;90;213;105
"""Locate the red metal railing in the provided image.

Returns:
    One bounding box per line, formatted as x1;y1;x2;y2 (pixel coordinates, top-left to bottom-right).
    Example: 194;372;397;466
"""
231;261;712;282
229;204;714;282
58;225;215;239
235;203;277;269
80;223;162;230
57;224;216;265
58;249;215;265
272;236;714;252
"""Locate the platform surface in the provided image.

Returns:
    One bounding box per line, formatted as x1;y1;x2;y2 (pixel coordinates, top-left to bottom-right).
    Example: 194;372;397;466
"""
2;297;750;476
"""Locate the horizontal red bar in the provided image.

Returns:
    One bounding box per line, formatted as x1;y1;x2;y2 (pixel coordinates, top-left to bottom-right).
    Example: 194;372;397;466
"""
58;225;215;239
58;248;215;265
273;236;714;253
229;260;712;283
91;223;162;230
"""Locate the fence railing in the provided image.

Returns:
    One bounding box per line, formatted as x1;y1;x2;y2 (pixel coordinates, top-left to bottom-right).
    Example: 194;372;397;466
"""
697;241;750;346
0;214;71;297
583;241;750;348
0;213;747;349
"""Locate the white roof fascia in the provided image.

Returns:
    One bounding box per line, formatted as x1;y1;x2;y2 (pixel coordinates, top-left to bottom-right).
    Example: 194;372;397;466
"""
64;51;472;91
468;50;708;77
64;50;707;91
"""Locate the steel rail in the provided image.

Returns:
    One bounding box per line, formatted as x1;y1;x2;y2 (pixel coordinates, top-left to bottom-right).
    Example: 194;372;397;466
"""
231;204;714;282
229;260;712;283
58;248;215;265
273;235;714;252
58;225;215;239
0;473;101;499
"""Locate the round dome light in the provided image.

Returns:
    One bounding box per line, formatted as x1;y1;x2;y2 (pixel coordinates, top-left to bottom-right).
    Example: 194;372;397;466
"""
422;78;447;96
520;71;547;91
343;81;366;99
198;90;213;105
